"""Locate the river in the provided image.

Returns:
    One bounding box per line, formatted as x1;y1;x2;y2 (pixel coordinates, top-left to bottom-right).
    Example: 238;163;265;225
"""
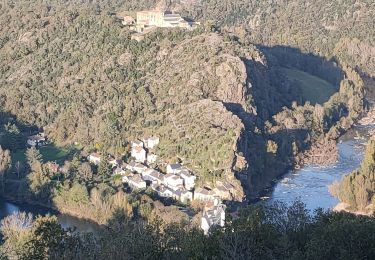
0;125;373;231
0;200;99;233
267;124;375;211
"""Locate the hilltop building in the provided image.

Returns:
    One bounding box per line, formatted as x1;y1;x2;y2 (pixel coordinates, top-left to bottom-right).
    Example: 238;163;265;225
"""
135;10;197;31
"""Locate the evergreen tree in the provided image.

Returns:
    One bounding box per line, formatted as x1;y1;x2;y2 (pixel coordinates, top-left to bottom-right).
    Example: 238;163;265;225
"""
0;146;11;194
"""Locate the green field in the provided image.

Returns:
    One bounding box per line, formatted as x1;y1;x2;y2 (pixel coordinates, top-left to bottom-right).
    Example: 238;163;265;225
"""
11;144;80;166
281;68;337;105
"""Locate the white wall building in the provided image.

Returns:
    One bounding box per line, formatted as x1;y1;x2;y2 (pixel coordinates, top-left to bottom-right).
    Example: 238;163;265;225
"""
147;154;158;164
131;146;147;163
179;170;196;190
88;153;101;165
164;173;184;190
144;137;160;149
166;163;182;174
201;202;226;235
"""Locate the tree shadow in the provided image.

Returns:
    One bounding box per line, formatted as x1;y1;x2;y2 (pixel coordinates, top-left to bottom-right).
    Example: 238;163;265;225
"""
243;45;345;120
225;45;348;200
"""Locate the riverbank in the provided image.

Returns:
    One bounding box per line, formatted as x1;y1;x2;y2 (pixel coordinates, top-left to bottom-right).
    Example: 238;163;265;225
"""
333;202;373;216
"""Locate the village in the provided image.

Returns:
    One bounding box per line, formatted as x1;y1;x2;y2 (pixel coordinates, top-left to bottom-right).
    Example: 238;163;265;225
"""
27;133;229;235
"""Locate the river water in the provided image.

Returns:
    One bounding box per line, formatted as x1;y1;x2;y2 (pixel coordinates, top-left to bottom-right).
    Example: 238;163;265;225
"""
0;200;99;233
267;124;374;211
0;125;373;231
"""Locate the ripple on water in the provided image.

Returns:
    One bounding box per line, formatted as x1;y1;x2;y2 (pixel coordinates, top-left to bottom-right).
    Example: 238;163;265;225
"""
268;126;373;211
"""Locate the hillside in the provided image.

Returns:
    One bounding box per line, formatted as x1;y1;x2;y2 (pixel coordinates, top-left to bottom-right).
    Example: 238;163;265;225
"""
0;1;367;199
332;135;375;213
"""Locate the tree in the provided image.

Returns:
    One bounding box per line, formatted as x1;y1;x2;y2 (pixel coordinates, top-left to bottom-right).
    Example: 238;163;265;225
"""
0;212;33;259
0;146;11;193
78;162;93;181
98;158;111;179
24;215;69;259
26;147;42;172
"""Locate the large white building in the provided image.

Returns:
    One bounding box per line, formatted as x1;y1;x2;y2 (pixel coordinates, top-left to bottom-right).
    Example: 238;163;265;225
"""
136;10;195;30
201;201;226;235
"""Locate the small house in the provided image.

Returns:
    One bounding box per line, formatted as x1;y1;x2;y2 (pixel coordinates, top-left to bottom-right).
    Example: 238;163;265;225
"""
166;163;182;174
147;154;158;164
127;174;147;189
201;202;226;235
88;153;101;165
149;171;164;185
131;146;147;163
142;168;159;182
180;190;193;203
108;157;122;168
164;173;184;190
113;167;126;176
194;187;215;201
213;181;233;200
27;133;47;147
152;184;177;199
144;137;160;149
179;170;196;190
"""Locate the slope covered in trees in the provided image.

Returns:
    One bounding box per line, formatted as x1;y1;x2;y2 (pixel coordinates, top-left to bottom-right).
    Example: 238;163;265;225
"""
332;135;375;213
0;0;367;198
1;202;375;259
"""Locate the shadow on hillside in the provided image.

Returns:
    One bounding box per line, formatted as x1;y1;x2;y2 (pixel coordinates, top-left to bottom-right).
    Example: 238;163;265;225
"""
225;45;348;201
245;45;345;120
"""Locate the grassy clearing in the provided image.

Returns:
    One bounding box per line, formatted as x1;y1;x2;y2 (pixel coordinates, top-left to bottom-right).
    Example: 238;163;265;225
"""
11;144;80;166
281;68;337;105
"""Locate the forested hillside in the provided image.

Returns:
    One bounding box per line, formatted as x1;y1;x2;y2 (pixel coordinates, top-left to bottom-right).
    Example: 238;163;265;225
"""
2;202;375;259
0;0;368;198
332;135;375;213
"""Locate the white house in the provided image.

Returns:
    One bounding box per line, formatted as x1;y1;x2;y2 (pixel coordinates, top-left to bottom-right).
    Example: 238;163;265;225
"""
213;181;233;200
164;173;184;190
142;168;158;182
132;140;144;148
166;163;182;174
144;137;160;149
180;190;193;203
131;146;147;163
88;153;101;165
179;170;196;190
194;187;216;201
113;167;126;176
27;134;47;147
108;158;122;168
127;174;147;189
152;184;174;198
147;154;158;164
149;171;164;185
201;202;226;235
126;162;147;174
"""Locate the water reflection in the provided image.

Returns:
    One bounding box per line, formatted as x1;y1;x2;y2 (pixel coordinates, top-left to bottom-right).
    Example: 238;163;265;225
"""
0;200;99;234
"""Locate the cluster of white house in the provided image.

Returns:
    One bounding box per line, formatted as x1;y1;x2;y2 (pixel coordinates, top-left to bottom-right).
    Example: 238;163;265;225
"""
87;136;231;234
